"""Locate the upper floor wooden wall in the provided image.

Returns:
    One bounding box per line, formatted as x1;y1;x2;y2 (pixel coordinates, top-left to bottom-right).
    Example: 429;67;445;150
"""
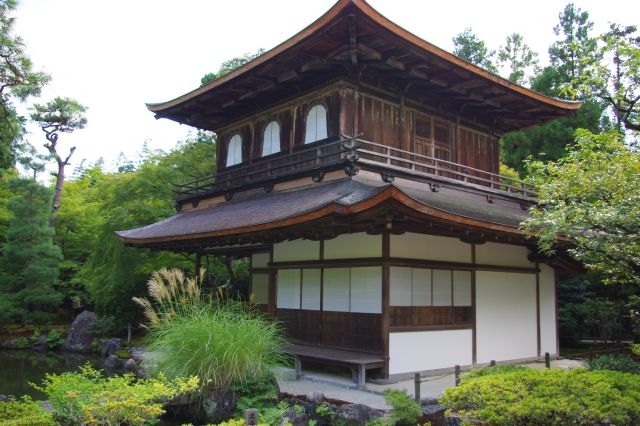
216;81;499;176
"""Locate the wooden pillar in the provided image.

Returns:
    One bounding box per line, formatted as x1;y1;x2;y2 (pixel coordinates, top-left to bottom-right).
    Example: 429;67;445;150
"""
195;252;202;279
382;230;390;379
535;262;541;358
471;243;477;366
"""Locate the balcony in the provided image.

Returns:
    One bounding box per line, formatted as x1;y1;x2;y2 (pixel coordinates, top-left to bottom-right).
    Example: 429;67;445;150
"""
174;137;537;203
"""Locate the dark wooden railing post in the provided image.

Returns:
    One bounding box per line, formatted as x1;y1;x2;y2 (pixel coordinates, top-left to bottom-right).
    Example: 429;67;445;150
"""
589;347;594;361
490;360;496;367
414;372;420;403
545;352;550;369
454;364;461;386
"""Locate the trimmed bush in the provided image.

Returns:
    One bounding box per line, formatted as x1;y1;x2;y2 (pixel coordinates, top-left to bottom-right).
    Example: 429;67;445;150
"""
0;396;54;426
441;367;640;425
587;354;640;374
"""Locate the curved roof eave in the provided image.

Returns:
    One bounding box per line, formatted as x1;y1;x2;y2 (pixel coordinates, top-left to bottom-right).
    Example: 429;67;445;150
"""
146;0;581;114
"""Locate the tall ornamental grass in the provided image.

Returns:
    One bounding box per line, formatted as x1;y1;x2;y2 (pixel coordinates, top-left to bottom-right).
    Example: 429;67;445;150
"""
134;268;287;392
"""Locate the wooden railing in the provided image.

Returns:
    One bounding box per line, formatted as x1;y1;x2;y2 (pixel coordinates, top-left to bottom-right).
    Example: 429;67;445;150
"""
351;137;537;199
174;136;537;200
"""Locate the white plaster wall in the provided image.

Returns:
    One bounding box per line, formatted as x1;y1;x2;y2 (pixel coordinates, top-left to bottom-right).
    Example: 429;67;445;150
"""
476;271;537;363
475;242;534;268
390;233;471;263
539;264;558;356
251;252;270;268
389;330;472;374
273;239;320;262
324;233;382;259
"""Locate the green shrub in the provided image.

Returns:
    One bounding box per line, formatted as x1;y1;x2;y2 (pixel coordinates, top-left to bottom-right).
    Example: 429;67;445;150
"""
383;389;422;426
115;350;131;359
233;374;279;413
88;315;120;337
0;396;55;426
461;364;527;380
32;363;198;425
134;268;288;394
441;367;640;425
587;354;640;373
45;331;63;350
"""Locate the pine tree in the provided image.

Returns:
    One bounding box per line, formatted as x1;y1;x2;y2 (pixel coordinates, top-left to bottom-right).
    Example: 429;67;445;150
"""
0;178;63;324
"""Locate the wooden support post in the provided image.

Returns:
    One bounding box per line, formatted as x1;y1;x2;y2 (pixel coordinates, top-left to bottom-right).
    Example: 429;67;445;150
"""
455;365;461;386
294;356;302;380
490;360;496;367
357;364;365;389
414;373;421;403
589;347;594;361
545;352;550;369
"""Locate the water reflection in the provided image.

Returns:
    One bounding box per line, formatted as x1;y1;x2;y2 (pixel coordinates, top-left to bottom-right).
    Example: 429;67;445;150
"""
0;350;111;399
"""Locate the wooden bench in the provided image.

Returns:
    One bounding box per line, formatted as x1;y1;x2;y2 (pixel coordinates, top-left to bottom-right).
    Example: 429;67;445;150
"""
284;343;385;388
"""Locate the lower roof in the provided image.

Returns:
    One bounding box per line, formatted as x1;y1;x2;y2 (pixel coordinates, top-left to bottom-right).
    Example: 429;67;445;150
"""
117;175;531;248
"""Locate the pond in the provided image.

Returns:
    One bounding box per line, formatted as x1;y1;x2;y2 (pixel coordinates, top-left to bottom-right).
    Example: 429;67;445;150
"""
0;349;109;399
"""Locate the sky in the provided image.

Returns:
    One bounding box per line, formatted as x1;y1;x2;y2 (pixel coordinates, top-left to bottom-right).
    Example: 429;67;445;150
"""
12;0;640;173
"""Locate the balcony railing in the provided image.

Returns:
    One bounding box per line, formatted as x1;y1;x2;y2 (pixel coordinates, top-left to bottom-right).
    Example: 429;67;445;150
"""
174;137;537;201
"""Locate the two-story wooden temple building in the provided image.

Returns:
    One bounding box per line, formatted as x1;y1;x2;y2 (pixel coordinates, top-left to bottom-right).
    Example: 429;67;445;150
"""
118;0;581;384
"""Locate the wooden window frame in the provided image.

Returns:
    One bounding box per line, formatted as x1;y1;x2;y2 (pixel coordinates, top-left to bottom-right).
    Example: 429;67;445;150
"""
262;119;281;157
304;103;328;145
225;133;243;167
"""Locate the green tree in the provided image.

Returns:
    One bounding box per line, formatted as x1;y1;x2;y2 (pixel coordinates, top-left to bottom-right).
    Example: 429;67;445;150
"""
0;0;49;171
0;178;62;324
548;3;600;95
200;49;265;85
497;33;539;86
452;28;497;73
573;24;640;133
523;130;639;284
80;132;217;331
30;97;87;221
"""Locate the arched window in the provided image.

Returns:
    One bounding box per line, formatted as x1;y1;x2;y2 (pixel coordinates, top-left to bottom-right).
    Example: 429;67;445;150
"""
262;121;280;156
304;104;327;144
226;134;242;167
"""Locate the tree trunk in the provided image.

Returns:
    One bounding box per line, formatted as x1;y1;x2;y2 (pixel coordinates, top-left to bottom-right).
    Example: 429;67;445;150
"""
50;159;65;226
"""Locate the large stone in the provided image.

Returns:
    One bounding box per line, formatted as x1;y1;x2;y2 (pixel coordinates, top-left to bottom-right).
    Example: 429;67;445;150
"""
62;311;97;353
280;407;309;426
334;404;382;425
202;390;236;424
123;358;137;371
96;337;123;357
104;354;123;369
420;404;448;426
306;391;325;404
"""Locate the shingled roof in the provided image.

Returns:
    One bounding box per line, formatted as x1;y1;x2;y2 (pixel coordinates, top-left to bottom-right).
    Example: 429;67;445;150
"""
117;176;531;248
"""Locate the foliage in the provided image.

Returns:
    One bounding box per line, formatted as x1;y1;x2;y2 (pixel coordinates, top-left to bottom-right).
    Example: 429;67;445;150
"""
382;389;423;426
587;354;640;374
581;298;623;343
259;401;290;426
452;28;497;73
0;395;55;426
201;49;266;85
567;23;640;133
627;295;640;338
232;374;279;413
134;268;288;393
0;0;50;172
523;130;640;284
441;367;640;425
81;131;217;332
0;178;62;324
32;363;199;425
497;33;539;85
45;330;63;349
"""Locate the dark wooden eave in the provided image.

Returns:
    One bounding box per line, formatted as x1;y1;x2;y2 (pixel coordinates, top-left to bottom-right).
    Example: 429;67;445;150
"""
146;0;580;134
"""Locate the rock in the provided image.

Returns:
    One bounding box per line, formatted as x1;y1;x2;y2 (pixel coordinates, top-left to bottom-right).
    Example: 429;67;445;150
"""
0;395;8;402
420;404;448;426
306;391;325;404
32;334;48;352
104;354;123;369
1;337;33;350
280;407;309;426
96;337;123;357
334;404;383;425
62;311;97;353
202;390;236;424
123;358;137;371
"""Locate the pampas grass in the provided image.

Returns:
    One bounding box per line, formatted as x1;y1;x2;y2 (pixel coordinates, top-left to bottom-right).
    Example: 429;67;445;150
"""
134;268;287;391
